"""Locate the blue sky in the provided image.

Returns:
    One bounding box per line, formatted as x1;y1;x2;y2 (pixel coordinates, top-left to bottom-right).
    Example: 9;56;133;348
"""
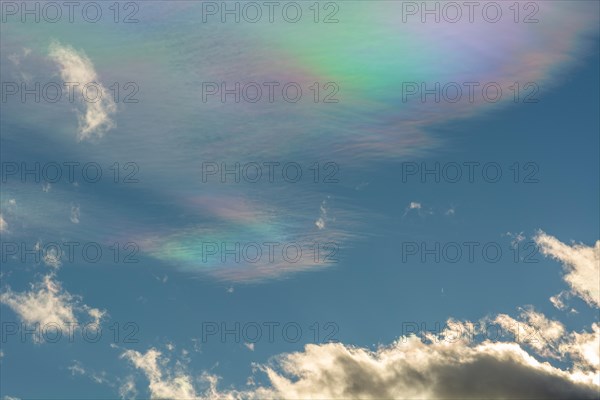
1;1;599;399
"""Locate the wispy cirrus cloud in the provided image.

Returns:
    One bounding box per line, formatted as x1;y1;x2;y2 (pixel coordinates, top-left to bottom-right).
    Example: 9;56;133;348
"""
2;2;598;286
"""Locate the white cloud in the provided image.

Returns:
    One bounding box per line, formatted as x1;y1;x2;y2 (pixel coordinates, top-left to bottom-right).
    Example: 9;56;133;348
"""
534;231;600;308
484;308;599;386
244;343;255;352
120;232;600;399
560;323;600;382
43;246;62;269
238;336;597;400
408;201;421;210
8;47;31;67
68;360;86;376
48;41;117;141
314;218;325;230
0;274;105;342
191;338;202;353
121;348;199;399
68;359;111;386
122;314;599;399
550;293;567;310
403;201;429;217
315;199;329;230
70;205;80;224
492;307;566;359
0;198;18;233
550;290;576;312
119;375;138;400
0;214;7;232
7;47;33;83
505;231;526;249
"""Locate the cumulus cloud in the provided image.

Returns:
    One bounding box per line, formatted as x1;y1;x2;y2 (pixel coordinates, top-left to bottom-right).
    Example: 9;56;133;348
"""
534;231;600;308
48;41;116;141
560;323;600;380
488;307;598;385
492;308;566;359
122;311;599;400
0;274;105;342
121;232;600;399
242;336;598;400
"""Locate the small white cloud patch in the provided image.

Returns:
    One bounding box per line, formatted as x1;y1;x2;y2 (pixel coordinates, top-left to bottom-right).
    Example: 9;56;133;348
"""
68;360;86;376
403;201;425;217
409;201;421;210
48;41;116;141
0;214;7;232
70;205;80;224
119;376;138;400
43;247;62;269
550;290;573;312
315;199;329;230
